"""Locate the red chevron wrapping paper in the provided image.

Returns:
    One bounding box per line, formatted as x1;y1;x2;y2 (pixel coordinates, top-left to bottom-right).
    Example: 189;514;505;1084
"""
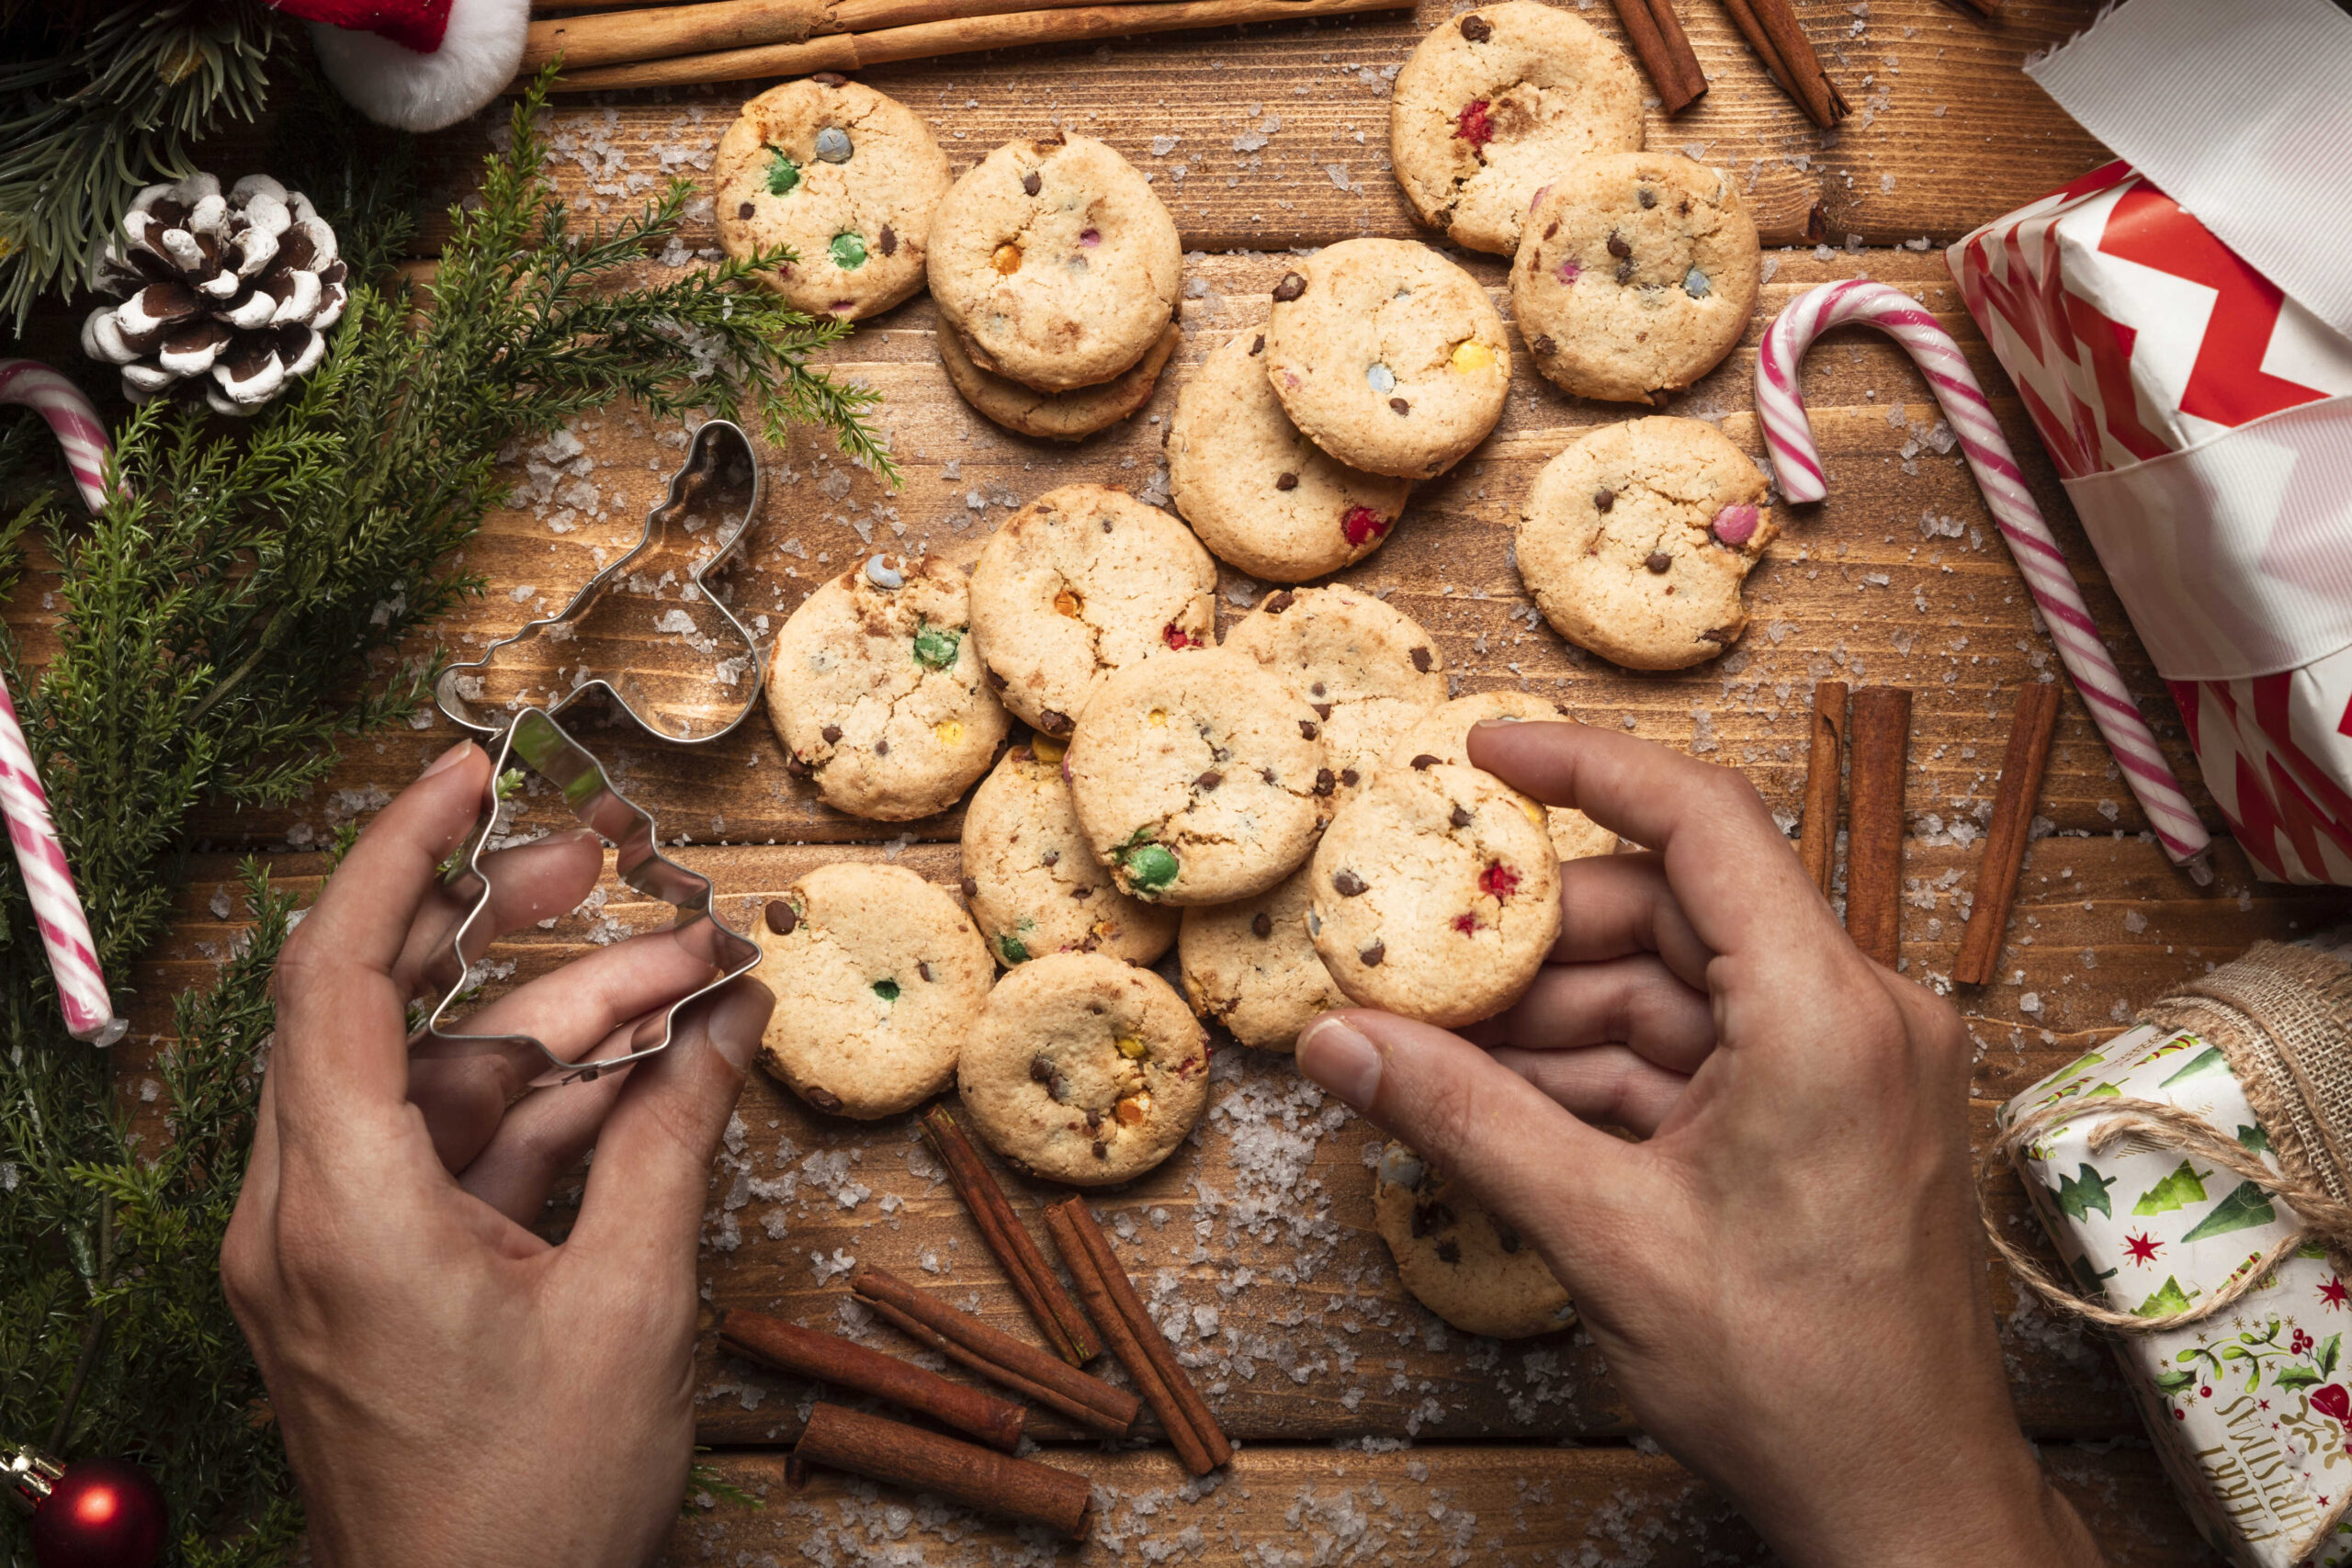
1950;164;2352;885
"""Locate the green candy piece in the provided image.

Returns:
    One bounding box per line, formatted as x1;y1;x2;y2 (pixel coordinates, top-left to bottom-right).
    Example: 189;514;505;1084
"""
913;625;962;670
1124;841;1179;892
1000;933;1029;964
765;148;801;196
872;978;900;1002
831;231;868;269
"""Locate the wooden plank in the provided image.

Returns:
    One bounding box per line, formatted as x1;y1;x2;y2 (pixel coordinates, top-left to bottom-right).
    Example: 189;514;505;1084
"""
665;1440;2216;1566
0;252;2215;862
412;0;2108;256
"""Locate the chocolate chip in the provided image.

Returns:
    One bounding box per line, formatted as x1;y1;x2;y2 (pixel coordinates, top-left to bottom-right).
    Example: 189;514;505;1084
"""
1251;910;1273;938
1332;869;1367;897
1593;487;1614;512
1699;627;1736;644
1495;1222;1522;1253
1410;753;1442;771
1072;886;1092;900
1637;186;1657;209
1533;334;1556;356
764;899;797;935
1041;848;1059;866
806;1087;842;1111
737;201;755;220
785;752;811;777
1450;805;1472;829
1645;551;1672;573
1195;770;1223;791
1360;941;1385;966
1459;13;1491;39
820;724;843;743
877;224;898;256
960;876;978;897
1261;767;1278;784
1030;1054;1056;1082
1606;229;1630;258
1340;768;1359;788
874;739;889;755
1543;220;1558;240
1299;719;1318;740
1272;272;1306;302
1250;333;1265;355
1389;397;1410;415
1410;647;1432;672
986;669;1007;690
1312;702;1333;720
811;71;848;85
1314;768;1336;796
1022;171;1042;196
1435;1239;1462;1264
1274;471;1298;491
1040;709;1073;735
1092;1141;1110;1160
1263;589;1295;613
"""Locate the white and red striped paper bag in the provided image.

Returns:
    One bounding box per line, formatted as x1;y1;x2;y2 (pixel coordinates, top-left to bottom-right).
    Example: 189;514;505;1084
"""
1945;0;2352;885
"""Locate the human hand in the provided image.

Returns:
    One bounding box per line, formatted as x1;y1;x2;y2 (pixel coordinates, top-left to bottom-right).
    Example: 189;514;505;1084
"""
222;740;773;1568
1296;721;2101;1568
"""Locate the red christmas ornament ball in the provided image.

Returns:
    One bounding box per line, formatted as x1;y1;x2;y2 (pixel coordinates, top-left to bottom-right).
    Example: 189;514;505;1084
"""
28;1458;165;1568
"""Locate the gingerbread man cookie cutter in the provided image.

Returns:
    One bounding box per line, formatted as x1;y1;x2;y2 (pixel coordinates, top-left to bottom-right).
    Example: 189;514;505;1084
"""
422;419;767;1088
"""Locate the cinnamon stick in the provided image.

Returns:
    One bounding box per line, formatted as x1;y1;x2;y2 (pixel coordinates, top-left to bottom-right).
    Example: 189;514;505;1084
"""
851;1263;1140;1437
1609;0;1707;115
791;1402;1093;1538
523;0;819;71
1953;682;2061;987
917;1106;1101;1365
534;0;1415;90
1798;680;1846;897
1044;1197;1231;1476
1843;687;1911;971
1717;0;1849;128
717;1309;1025;1453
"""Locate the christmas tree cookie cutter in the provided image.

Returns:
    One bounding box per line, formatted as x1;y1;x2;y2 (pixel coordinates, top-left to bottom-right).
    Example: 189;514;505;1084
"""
421;418;767;1088
432;416;767;744
418;706;762;1089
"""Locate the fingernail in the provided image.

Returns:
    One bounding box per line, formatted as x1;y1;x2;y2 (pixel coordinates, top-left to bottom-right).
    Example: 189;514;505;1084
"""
705;978;774;1074
1297;1015;1382;1111
558;826;605;847
421;740;477;779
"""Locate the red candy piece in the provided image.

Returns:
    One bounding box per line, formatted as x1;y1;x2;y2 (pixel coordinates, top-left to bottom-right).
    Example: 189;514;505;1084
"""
1080;228;1102;246
1452;912;1479;934
1341;505;1389;546
1163;622;1201;649
1478;863;1521;899
1712;504;1760;547
1554;258;1581;286
1453;99;1495;150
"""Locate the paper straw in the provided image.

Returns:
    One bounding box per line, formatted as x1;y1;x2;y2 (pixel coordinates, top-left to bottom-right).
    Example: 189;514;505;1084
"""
1754;279;2214;879
0;359;127;1043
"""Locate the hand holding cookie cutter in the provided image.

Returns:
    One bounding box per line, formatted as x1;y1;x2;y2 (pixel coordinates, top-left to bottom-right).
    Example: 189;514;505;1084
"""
421;420;768;1088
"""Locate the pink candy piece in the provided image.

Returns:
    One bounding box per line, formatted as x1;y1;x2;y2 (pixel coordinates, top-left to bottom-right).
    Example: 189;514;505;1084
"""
1555;258;1581;286
1528;183;1552;213
1711;504;1758;547
1080;229;1101;247
1754;278;2212;874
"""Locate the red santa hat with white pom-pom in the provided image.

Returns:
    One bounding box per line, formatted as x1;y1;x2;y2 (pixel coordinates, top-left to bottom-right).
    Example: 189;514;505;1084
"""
262;0;529;133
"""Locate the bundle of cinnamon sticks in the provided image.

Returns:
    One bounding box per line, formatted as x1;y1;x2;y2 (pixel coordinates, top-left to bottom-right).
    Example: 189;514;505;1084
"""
1610;0;1855;128
518;0;1412;92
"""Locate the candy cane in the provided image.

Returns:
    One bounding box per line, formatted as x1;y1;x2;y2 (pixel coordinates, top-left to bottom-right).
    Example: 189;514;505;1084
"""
0;359;118;516
0;359;125;1044
1755;279;2214;878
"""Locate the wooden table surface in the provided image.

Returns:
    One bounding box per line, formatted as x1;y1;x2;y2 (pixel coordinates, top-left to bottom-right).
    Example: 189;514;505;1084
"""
24;0;2352;1561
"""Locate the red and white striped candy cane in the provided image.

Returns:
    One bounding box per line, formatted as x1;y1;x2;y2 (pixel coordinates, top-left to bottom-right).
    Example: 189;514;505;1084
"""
0;358;118;516
0;358;126;1044
1754;278;2213;876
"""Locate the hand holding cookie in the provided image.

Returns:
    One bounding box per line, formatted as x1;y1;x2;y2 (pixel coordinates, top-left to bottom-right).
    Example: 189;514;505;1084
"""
1294;719;2101;1568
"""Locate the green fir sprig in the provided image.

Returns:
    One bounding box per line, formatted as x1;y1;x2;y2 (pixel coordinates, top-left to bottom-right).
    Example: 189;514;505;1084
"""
0;75;887;1565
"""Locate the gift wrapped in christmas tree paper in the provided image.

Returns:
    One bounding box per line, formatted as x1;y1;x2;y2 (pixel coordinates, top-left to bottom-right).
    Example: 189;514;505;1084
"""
1997;938;2352;1567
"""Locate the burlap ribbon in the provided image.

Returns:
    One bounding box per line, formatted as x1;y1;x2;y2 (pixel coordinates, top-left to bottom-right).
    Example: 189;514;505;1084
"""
1980;939;2352;1559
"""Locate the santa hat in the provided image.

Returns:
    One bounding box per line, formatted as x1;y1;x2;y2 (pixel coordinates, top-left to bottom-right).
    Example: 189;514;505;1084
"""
263;0;528;133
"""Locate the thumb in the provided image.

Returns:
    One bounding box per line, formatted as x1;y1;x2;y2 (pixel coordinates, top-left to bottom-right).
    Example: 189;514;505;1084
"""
568;976;773;1274
1298;1009;1652;1288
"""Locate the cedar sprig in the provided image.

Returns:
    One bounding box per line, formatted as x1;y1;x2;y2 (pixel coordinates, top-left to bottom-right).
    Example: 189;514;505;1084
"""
0;70;886;1564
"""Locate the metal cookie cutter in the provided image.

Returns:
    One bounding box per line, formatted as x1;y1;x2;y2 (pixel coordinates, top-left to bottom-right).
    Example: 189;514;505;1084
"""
421;420;769;1088
434;417;768;744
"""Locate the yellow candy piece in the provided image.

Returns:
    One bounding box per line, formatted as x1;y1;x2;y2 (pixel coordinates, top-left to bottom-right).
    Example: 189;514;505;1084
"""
1114;1034;1147;1060
1091;919;1120;942
1030;734;1068;763
1452;340;1494;373
1520;797;1545;828
1147;707;1167;728
934;718;965;746
993;243;1023;275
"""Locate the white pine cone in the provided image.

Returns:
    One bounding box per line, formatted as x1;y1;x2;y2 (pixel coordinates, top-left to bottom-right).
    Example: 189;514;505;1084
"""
78;173;348;418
